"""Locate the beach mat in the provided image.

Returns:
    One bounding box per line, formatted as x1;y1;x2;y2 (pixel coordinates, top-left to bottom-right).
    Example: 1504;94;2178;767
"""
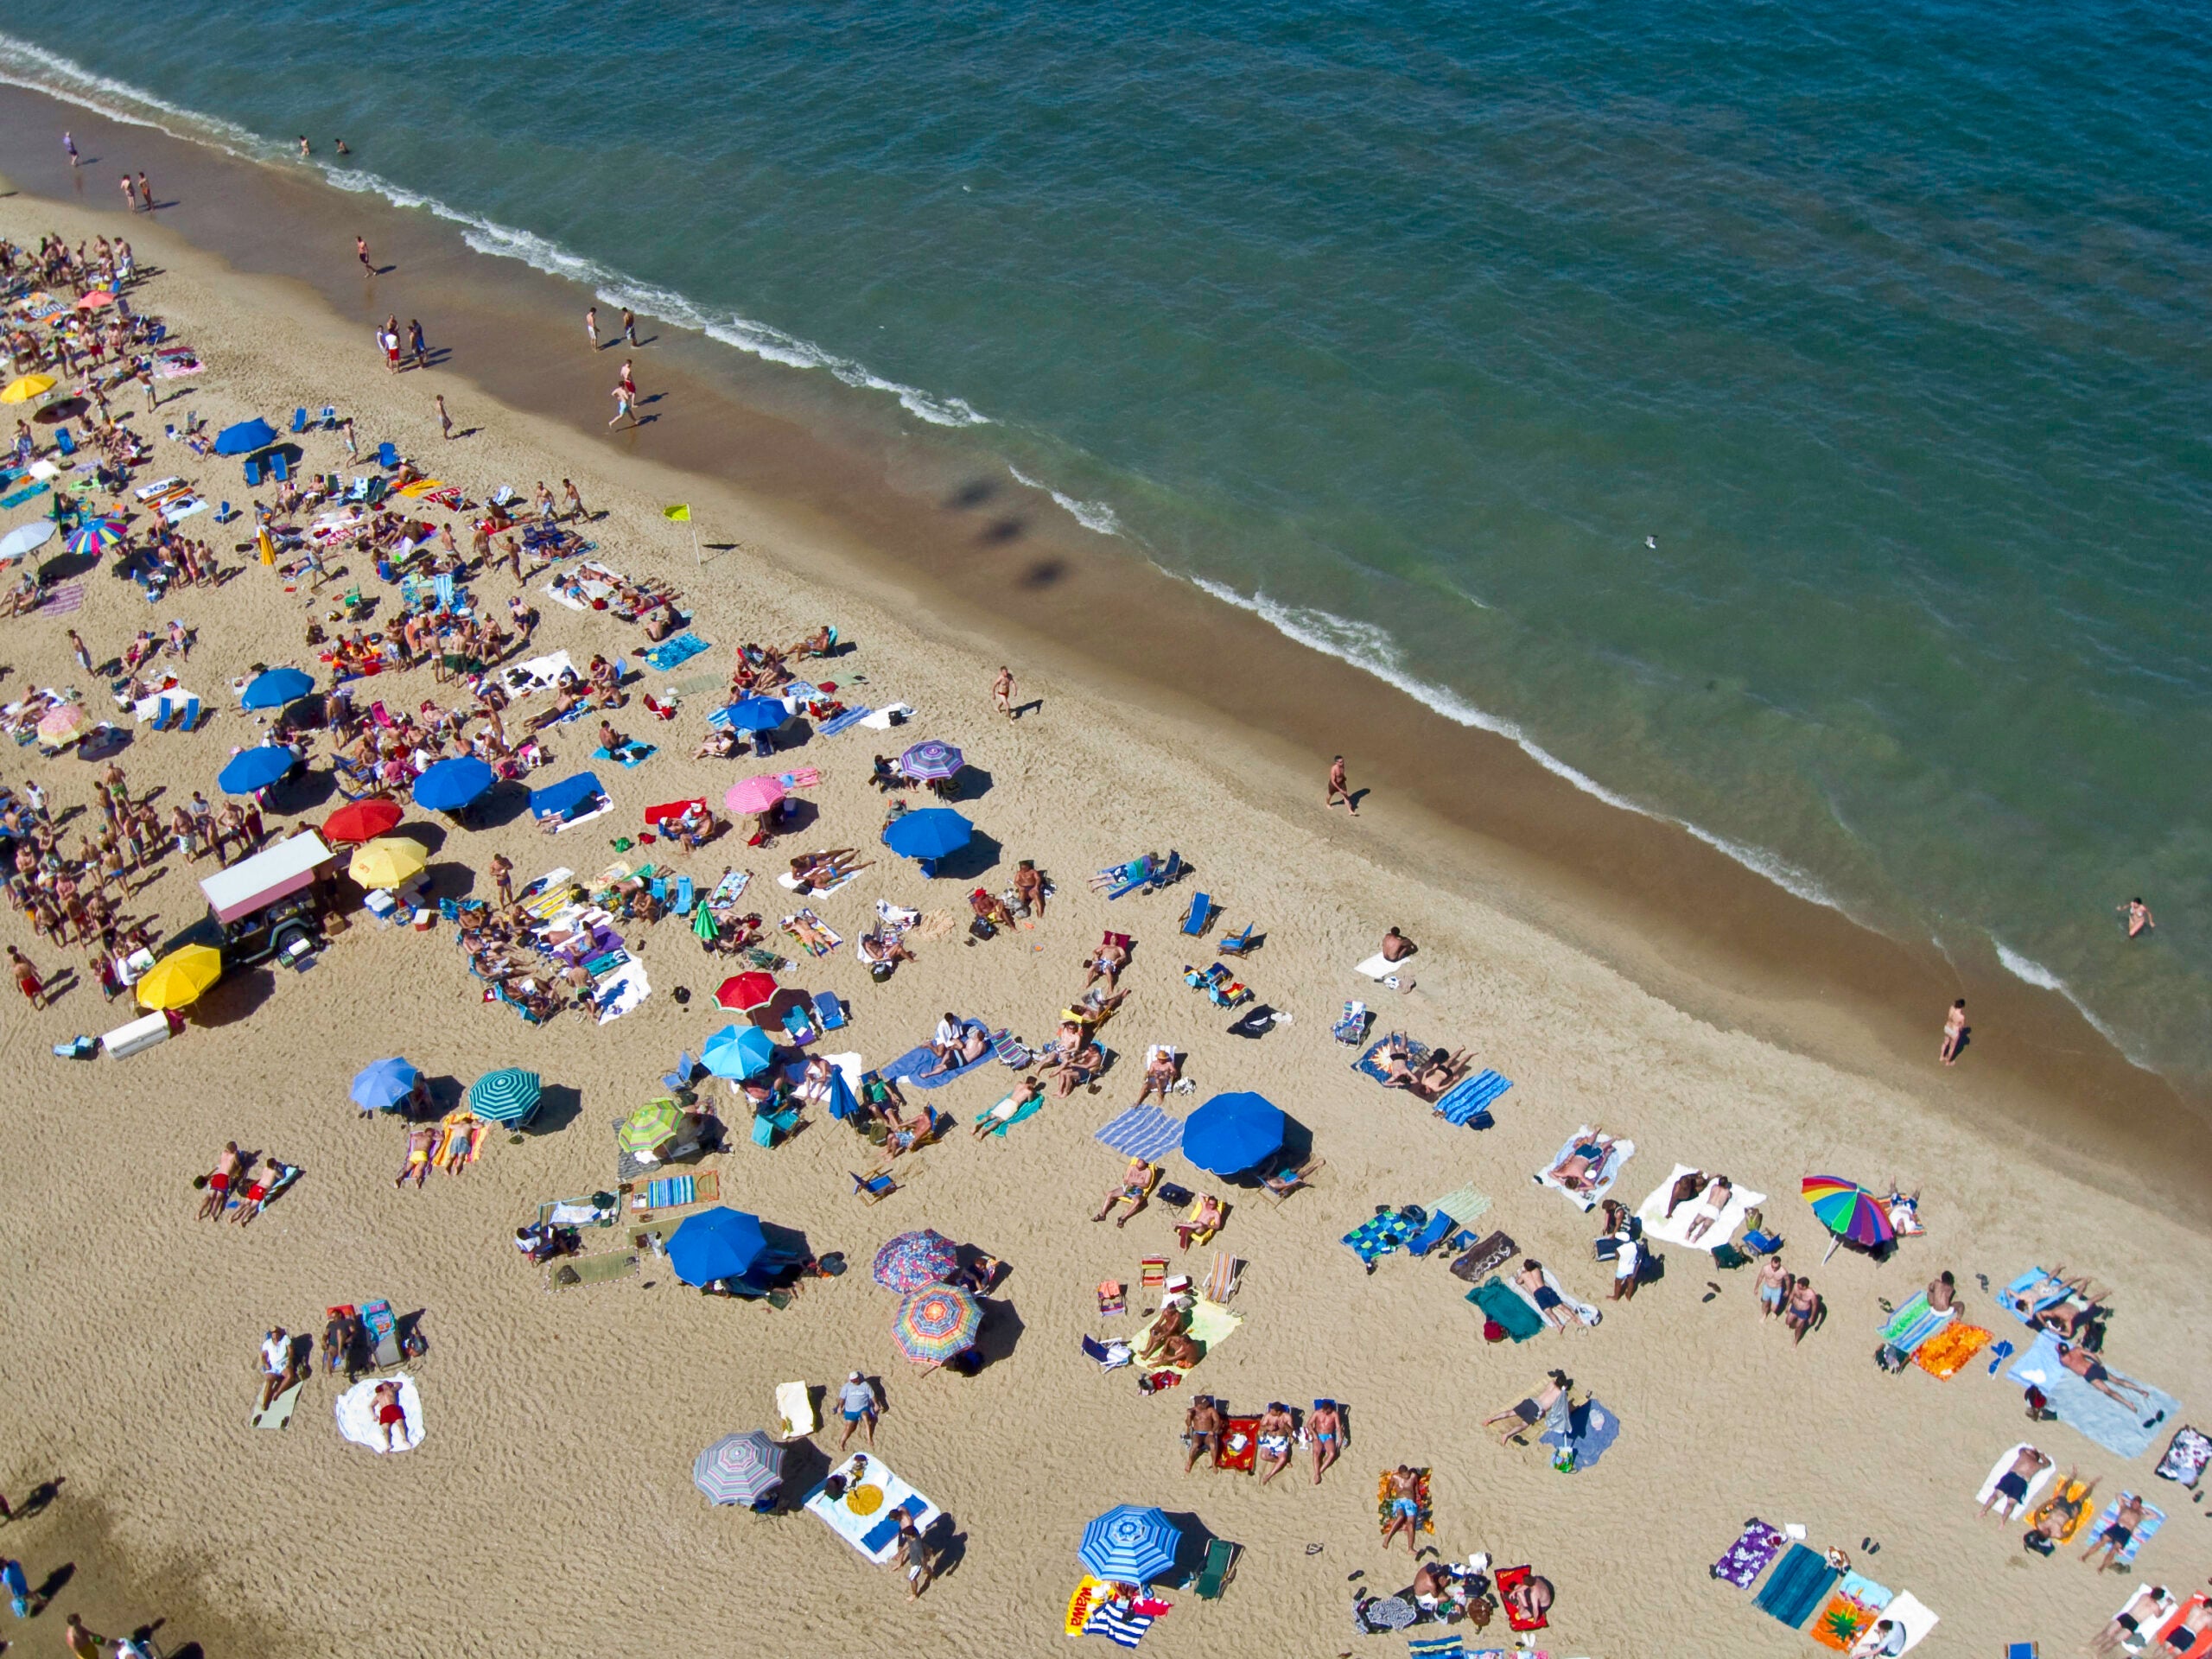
1093;1104;1185;1160
1808;1572;1892;1653
2157;1425;2211;1486
2082;1494;2164;1567
1432;1068;1510;1128
1913;1322;1991;1378
1341;1208;1419;1267
548;1251;640;1290
1466;1277;1545;1342
641;632;710;671
1756;1544;1840;1629
252;1376;304;1430
1634;1163;1766;1249
1531;1125;1634;1212
1427;1183;1492;1230
1878;1292;1954;1356
2007;1331;2180;1458
1712;1518;1787;1589
1538;1395;1621;1470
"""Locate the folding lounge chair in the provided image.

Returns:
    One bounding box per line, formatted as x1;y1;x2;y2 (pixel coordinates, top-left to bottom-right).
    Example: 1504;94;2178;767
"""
1217;921;1257;956
1261;1157;1323;1207
781;1005;816;1046
319;404;338;429
1180;891;1217;938
812;991;845;1031
291;407;308;433
850;1170;898;1204
672;874;694;915
1194;1537;1239;1599
1082;1334;1132;1372
54;427;77;456
378;442;399;468
243;456;263;486
1333;1001;1370;1045
271;451;290;482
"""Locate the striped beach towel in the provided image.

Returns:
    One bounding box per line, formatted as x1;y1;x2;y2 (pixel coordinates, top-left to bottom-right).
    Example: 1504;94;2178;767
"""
2082;1494;2164;1566
36;581;84;616
1405;1637;1465;1659
1093;1105;1184;1160
1433;1069;1511;1127
1082;1605;1154;1648
645;1174;696;1210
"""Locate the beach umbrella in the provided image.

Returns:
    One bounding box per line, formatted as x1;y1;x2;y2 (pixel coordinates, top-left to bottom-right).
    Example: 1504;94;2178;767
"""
213;416;277;455
1802;1175;1895;1262
35;703;87;741
1183;1090;1287;1177
701;1022;777;1079
692;905;720;944
350;1057;420;1113
0;521;55;563
347;836;428;890
872;1230;959;1293
0;373;55;404
898;738;963;782
467;1067;542;1125
240;666;314;710
135;944;222;1010
693;1430;784;1506
882;808;972;862
721;696;789;734
617;1097;685;1156
75;289;116;311
218;745;298;795
1078;1505;1181;1583
63;518;127;558
322;798;404;845
892;1283;982;1366
715;970;779;1012
724;774;785;816
413;755;495;812
666;1207;771;1287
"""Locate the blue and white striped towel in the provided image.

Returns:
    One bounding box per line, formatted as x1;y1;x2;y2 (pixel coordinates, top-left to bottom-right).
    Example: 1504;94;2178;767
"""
1433;1069;1512;1128
1093;1106;1184;1161
1083;1605;1154;1648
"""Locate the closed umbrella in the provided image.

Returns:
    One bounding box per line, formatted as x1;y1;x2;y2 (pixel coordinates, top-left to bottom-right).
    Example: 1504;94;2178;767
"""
692;905;720;944
322;798;404;845
467;1067;542;1125
898;739;963;782
1078;1504;1181;1584
350;1057;420;1113
693;1430;785;1506
666;1207;771;1287
715;971;779;1011
724;774;785;815
872;1230;959;1293
348;836;428;889
63;518;127;558
218;746;297;795
213;417;277;455
0;521;56;563
135;944;222;1010
240;667;314;710
1183;1091;1287;1177
721;696;788;734
413;755;495;812
892;1283;982;1365
0;373;56;404
1802;1175;1895;1262
617;1098;685;1157
701;1023;777;1079
882;808;972;862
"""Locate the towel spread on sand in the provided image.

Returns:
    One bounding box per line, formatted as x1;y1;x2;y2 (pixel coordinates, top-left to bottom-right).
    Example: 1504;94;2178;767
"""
1537;1395;1621;1470
1532;1125;1633;1212
1432;1069;1510;1128
1974;1442;2056;1515
1094;1105;1185;1160
1912;1323;1991;1378
1712;1518;1787;1589
1808;1571;1892;1653
1756;1544;1839;1629
2007;1331;2180;1459
1878;1292;1955;1357
1466;1277;1546;1342
2081;1494;2165;1566
1634;1164;1766;1249
2156;1425;2211;1487
335;1375;424;1452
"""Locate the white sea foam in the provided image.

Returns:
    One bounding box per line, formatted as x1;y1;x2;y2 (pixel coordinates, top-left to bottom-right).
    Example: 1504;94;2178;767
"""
1190;575;1847;912
1007;466;1123;537
0;32;991;430
1991;938;2151;1068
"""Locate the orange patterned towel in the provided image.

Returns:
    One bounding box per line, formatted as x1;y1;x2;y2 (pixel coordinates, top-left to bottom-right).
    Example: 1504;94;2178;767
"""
1915;1322;1993;1378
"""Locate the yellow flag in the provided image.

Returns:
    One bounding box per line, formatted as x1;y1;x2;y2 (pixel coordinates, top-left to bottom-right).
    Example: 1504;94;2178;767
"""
663;503;690;523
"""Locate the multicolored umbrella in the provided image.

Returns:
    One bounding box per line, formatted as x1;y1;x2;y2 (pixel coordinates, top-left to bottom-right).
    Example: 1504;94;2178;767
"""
135;944;222;1010
872;1230;959;1293
467;1067;542;1125
1078;1505;1181;1583
693;1430;785;1506
715;970;779;1011
35;703;87;741
1802;1174;1894;1261
350;1057;421;1113
63;518;127;558
892;1282;982;1365
617;1097;684;1156
724;774;785;815
322;798;404;845
898;739;963;782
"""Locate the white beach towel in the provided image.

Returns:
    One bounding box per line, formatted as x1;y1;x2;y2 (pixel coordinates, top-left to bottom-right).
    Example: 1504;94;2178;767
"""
594;960;650;1024
133;474;183;499
804;1454;940;1564
1881;1591;1939;1653
1974;1442;2054;1516
501;650;575;698
1634;1164;1766;1249
777;1380;817;1440
1532;1125;1635;1212
1508;1265;1601;1330
778;865;861;895
335;1375;424;1453
1352;952;1412;988
858;702;915;730
798;1051;864;1104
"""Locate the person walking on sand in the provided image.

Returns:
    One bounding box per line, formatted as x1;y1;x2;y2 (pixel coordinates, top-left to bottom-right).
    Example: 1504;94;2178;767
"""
435;394;454;442
2120;897;2154;938
837;1370;880;1448
993;665;1015;721
618;359;637;402
67;628;92;675
341;415;358;458
409;318;427;369
622;307;639;346
9;944;48;1010
609;383;636;428
1326;754;1357;814
563;478;586;520
61;1611;107;1658
1940;998;1967;1066
585;305;598;349
356;235;373;276
894;1510;933;1599
62;130;78;167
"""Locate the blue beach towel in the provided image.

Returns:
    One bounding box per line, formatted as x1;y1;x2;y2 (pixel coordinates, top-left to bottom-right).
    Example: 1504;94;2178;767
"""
878;1020;994;1089
640;632;710;671
0;482;48;510
1539;1395;1622;1469
1343;1209;1421;1267
1353;1035;1428;1084
1432;1069;1511;1127
1093;1105;1185;1160
591;742;656;768
859;1494;928;1554
1755;1544;1839;1628
817;705;873;738
2007;1331;2180;1459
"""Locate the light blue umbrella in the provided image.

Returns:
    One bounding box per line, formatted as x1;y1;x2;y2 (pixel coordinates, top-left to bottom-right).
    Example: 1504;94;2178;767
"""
701;1023;777;1080
240;667;313;710
213;417;277;455
721;696;789;734
1078;1505;1181;1583
349;1057;419;1112
217;745;296;795
1182;1091;1287;1177
413;755;495;812
883;808;972;862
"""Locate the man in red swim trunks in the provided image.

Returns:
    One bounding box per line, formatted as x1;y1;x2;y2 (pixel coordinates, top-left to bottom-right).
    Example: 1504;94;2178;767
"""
198;1141;242;1221
230;1154;286;1227
372;1379;409;1450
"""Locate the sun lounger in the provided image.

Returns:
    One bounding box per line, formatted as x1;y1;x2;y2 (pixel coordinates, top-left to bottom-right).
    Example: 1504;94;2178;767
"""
1634;1165;1766;1249
1193;1536;1239;1599
1334;1001;1371;1046
850;1170;898;1204
1202;1251;1243;1305
1257;1155;1321;1206
1083;1333;1134;1371
1179;891;1217;937
358;1299;404;1369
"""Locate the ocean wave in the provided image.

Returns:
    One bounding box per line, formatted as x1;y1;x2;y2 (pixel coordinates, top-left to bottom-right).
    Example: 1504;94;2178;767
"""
1190;576;1847;913
1007;466;1123;537
0;31;991;430
1991;938;2152;1069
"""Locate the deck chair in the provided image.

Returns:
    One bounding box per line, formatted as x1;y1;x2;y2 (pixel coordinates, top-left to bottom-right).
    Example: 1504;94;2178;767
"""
1147;849;1184;891
1333;1001;1370;1045
752;1106;799;1147
1260;1157;1323;1208
1408;1210;1456;1257
1203;1252;1243;1305
671;874;694;915
319;404;338;429
849;1169;898;1205
377;442;399;468
812;991;846;1031
1178;1195;1224;1250
1180;891;1217;937
1083;1334;1133;1372
54;426;77;456
780;1004;816;1046
214;500;235;523
359;1298;403;1369
270;450;290;482
1194;1537;1239;1599
1217;920;1257;956
243;455;263;486
291;407;308;433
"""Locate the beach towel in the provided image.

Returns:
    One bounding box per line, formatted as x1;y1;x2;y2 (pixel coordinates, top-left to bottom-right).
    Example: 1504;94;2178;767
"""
1352;952;1410;984
1493;1566;1545;1632
547;1252;639;1289
2081;1494;2164;1566
1756;1545;1840;1629
252;1375;305;1430
1538;1395;1621;1470
1912;1322;1991;1378
0;483;48;510
1094;1104;1185;1160
1450;1230;1517;1284
1975;1443;2056;1516
858;702;914;730
1432;1069;1510;1128
782;908;842;957
1341;1208;1421;1267
1881;1592;1939;1654
2156;1425;2211;1486
817;706;872;737
500;650;575;697
1428;1183;1492;1230
1533;1126;1634;1212
976;1090;1045;1137
2008;1331;2180;1459
1215;1414;1261;1473
880;1021;993;1090
1376;1467;1433;1537
1508;1264;1602;1329
1353;1033;1427;1084
1809;1572;1893;1652
1712;1518;1787;1588
1403;1638;1467;1659
1467;1277;1546;1342
641;632;710;671
590;742;656;768
776;1380;817;1439
705;869;752;911
1082;1603;1156;1647
778;865;861;895
36;581;83;616
1634;1165;1766;1249
804;1454;940;1564
1877;1292;1955;1357
335;1374;424;1452
1169;1299;1243;1370
2155;1597;2212;1659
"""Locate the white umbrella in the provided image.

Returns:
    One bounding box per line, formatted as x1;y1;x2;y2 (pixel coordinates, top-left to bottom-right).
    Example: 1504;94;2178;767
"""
0;521;55;563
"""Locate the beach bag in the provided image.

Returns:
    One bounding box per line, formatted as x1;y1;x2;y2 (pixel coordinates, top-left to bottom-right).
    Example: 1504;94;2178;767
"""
870;960;893;982
969;918;995;940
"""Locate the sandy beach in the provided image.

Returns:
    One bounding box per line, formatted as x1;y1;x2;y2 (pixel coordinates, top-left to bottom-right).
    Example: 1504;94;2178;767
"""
0;157;2205;1659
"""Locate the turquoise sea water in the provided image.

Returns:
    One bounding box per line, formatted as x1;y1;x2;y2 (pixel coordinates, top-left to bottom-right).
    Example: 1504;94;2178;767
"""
2;3;2206;1083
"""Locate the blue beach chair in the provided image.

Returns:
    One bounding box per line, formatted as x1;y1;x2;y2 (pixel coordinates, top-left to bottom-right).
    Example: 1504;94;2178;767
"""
290;407;308;434
377;442;399;469
242;455;263;486
1180;891;1217;938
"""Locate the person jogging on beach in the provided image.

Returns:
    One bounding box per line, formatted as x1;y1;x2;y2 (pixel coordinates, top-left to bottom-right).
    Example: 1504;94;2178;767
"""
1326;754;1357;815
357;235;373;276
608;384;636;428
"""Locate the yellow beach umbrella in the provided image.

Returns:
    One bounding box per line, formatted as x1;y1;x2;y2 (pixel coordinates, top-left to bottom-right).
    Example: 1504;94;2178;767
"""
348;836;429;889
136;944;223;1010
1;373;57;404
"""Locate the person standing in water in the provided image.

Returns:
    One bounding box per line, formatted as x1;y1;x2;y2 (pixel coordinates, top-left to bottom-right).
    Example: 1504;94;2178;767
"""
1940;998;1967;1066
2119;897;2154;938
61;130;78;167
137;172;152;211
622;308;639;346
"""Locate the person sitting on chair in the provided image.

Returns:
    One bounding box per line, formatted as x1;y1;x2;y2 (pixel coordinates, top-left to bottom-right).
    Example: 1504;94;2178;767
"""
1092;1159;1156;1226
1175;1193;1226;1252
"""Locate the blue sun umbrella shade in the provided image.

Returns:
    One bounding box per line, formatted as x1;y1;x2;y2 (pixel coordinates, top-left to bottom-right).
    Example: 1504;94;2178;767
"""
466;1067;543;1125
239;667;314;710
883;808;973;861
350;1056;420;1112
217;746;298;795
213;417;278;455
1078;1505;1182;1583
529;771;607;823
721;697;790;734
412;755;496;811
701;1023;778;1079
1181;1091;1287;1177
666;1207;772;1287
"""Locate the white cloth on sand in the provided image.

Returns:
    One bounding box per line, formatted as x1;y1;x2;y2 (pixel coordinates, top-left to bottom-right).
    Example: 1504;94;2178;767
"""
1634;1164;1765;1249
1974;1442;2053;1515
336;1374;424;1453
1532;1125;1634;1213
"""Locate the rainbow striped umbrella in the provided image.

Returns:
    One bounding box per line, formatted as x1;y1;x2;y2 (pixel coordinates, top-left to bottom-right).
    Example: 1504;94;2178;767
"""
1802;1174;1893;1261
892;1283;981;1365
64;518;127;557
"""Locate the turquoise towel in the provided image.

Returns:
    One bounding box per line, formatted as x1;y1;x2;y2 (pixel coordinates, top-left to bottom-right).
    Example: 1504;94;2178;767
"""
1755;1545;1838;1628
1466;1276;1545;1341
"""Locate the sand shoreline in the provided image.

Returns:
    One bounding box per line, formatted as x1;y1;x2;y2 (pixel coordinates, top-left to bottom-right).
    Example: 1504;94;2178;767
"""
0;107;2206;1659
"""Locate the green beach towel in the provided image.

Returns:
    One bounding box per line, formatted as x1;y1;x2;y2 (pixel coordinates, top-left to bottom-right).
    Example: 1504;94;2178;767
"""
976;1092;1045;1137
549;1252;640;1289
1467;1277;1545;1342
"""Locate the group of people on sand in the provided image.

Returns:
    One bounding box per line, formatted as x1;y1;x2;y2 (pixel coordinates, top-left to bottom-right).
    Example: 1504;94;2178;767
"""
1179;1392;1346;1484
196;1141;293;1226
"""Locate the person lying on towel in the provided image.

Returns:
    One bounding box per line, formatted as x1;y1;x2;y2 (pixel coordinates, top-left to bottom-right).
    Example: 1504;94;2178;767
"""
1548;1131;1617;1193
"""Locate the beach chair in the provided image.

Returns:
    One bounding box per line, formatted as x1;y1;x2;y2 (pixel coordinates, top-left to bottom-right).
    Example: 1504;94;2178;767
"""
780;1004;816;1046
1194;1537;1239;1600
243;455;263;486
752;1104;800;1147
1217;920;1257;956
1408;1210;1456;1257
849;1169;898;1205
291;407;308;434
214;501;235;524
672;874;694;915
1178;1195;1224;1250
1742;1226;1783;1256
1180;891;1217;938
319;404;338;429
1333;1001;1370;1045
359;1298;403;1370
1260;1156;1324;1208
377;442;398;469
812;991;845;1031
54;426;77;457
1082;1334;1133;1372
270;450;290;482
1203;1251;1243;1305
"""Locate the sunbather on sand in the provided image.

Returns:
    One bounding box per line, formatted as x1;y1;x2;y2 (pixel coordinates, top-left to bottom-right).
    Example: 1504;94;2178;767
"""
1083;938;1128;991
971;1076;1045;1138
372;1379;409;1450
1547;1130;1616;1193
1981;1445;2053;1519
395;1125;435;1188
1482;1369;1572;1445
1134;1046;1180;1108
1181;1395;1223;1471
1093;1160;1158;1227
2082;1491;2147;1569
857;930;913;972
1504;1575;1554;1626
1175;1194;1226;1252
1308;1399;1344;1484
1137;1300;1191;1365
1255;1402;1297;1484
230;1155;288;1227
1664;1170;1709;1217
932;1027;992;1072
1514;1260;1576;1332
1381;1466;1424;1553
2029;1472;2094;1552
257;1328;301;1413
1682;1176;1733;1243
2056;1341;2151;1407
2091;1588;2175;1656
197;1141;243;1220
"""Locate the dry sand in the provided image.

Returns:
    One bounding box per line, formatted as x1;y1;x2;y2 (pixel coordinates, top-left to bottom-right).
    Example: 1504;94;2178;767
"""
0;194;2204;1659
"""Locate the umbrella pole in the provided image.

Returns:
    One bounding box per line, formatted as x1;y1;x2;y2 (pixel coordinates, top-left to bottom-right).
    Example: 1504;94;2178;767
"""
1823;1233;1840;1264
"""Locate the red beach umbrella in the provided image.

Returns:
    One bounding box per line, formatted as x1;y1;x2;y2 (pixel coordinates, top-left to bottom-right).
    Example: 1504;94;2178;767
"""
323;798;405;845
715;970;779;1011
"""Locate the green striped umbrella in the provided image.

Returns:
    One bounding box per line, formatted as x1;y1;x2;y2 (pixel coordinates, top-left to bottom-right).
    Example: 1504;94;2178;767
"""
467;1067;542;1124
619;1097;684;1155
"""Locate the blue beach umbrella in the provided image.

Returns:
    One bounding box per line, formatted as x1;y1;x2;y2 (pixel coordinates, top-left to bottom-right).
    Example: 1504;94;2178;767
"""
240;667;314;710
898;738;963;781
529;771;607;822
666;1206;771;1287
693;1430;785;1506
413;755;495;812
700;1023;778;1080
721;696;790;734
883;808;972;862
467;1066;543;1125
349;1056;420;1112
1078;1505;1181;1583
1182;1090;1287;1177
217;745;297;795
213;417;278;455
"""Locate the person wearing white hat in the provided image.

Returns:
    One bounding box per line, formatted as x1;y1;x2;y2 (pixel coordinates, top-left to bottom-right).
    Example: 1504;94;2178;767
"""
837;1371;880;1449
